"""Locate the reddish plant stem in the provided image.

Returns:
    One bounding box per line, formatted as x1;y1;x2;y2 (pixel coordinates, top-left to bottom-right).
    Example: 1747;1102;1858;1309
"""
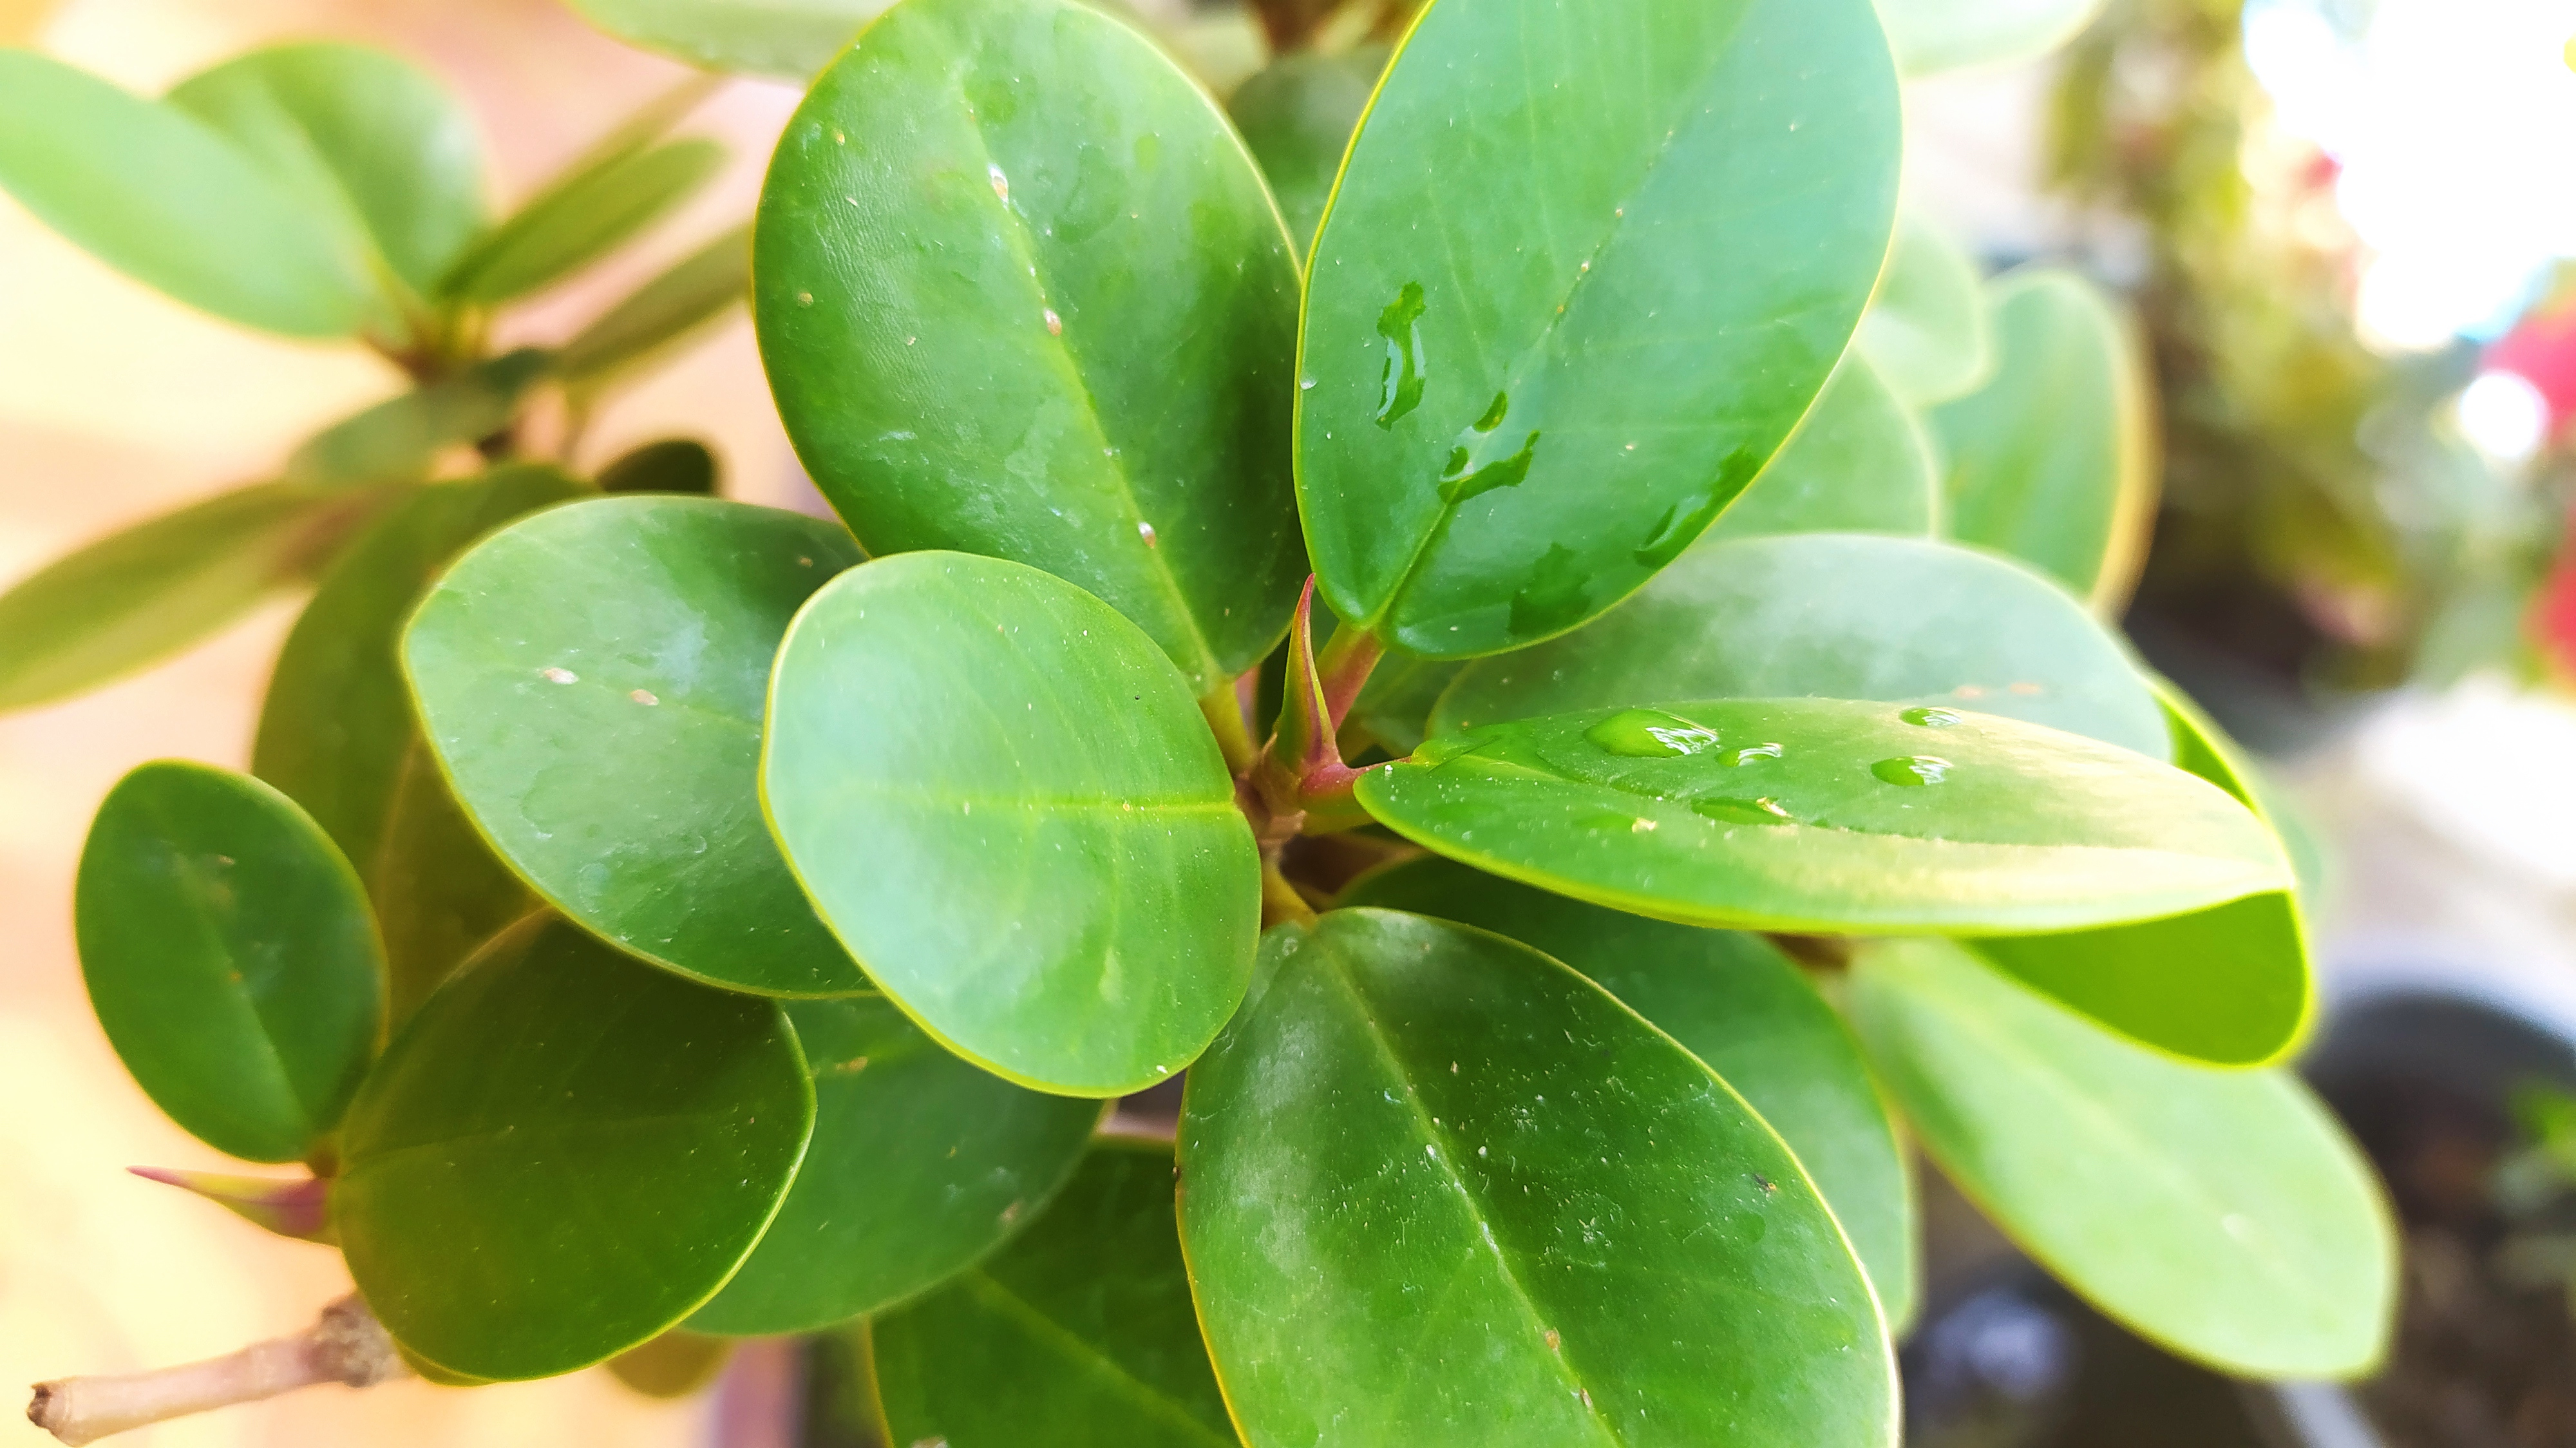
27;1296;407;1446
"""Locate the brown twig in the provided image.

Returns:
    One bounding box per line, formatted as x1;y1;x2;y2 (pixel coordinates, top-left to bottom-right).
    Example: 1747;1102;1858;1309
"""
27;1296;408;1446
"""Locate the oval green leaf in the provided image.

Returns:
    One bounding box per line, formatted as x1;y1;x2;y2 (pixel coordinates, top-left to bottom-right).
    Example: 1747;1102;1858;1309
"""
569;0;882;77
1227;46;1385;256
1848;937;2393;1377
872;1141;1232;1448
166;42;487;298
368;741;535;1025
755;0;1303;695
283;350;554;487
1434;533;2170;759
405;495;870;996
764;551;1260;1094
75;761;383;1163
1294;0;1900;658
689;995;1101;1335
559;225;750;392
0;481;399;714
439;137;723;305
336;915;815;1381
0;50;379;335
1181;910;1895;1446
1341;856;1917;1329
1699;355;1938;545
1875;0;2108;76
1855;211;1991;406
1930;269;2155;611
1360;698;2287;935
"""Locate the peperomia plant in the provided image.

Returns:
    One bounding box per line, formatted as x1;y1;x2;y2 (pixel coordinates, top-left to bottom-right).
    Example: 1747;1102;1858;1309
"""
11;0;2398;1443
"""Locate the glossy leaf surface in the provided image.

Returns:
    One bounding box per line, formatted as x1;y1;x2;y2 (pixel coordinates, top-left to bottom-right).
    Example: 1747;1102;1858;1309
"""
0;482;396;713
559;225;750;390
1848;938;2393;1377
1341;857;1917;1328
873;1142;1231;1448
1361;699;2286;935
256;466;585;877
283;350;552;486
1930;269;2154;610
1227;46;1384;255
0;50;377;335
690;995;1101;1334
1295;0;1900;658
407;496;867;995
75;762;382;1163
166;43;486;296
764;552;1260;1094
569;0;882;77
367;742;533;1024
1700;356;1938;544
336;915;813;1381
1854;212;1991;406
1435;533;2169;759
1875;0;2108;76
757;0;1303;694
1181;910;1894;1447
440;138;722;305
600;438;719;495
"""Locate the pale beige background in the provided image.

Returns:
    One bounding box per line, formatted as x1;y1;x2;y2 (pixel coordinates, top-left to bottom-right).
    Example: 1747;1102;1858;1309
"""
0;1;817;1442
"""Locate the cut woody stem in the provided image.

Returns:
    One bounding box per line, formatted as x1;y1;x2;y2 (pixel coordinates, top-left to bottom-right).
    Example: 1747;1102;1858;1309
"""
27;1295;408;1446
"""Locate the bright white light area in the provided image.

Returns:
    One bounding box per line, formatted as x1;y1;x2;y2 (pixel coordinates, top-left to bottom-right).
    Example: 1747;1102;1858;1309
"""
2457;369;2553;462
2246;0;2576;349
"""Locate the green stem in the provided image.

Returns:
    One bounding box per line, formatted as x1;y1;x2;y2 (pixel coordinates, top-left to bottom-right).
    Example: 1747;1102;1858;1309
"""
1261;864;1318;928
1200;686;1260;777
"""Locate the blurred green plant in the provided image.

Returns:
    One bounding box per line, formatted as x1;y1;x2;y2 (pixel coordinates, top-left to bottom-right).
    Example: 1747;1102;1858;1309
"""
4;1;2398;1445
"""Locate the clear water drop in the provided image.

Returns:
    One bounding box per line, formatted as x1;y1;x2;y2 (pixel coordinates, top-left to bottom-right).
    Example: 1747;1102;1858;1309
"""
1692;796;1792;826
1584;708;1718;758
1900;706;1964;728
1871;756;1951;786
1718;742;1782;767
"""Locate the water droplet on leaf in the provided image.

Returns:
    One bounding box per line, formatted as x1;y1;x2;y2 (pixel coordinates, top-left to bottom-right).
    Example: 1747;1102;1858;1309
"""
1692;796;1792;825
1900;707;1963;728
1871;756;1951;786
1584;708;1718;757
1374;281;1428;428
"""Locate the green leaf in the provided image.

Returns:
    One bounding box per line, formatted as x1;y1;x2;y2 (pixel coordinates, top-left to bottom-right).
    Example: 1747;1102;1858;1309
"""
1699;356;1939;544
406;495;871;996
1929;269;2155;611
1848;937;2394;1377
0;481;402;714
1294;0;1900;658
439;137;723;305
368;740;534;1024
165;42;486;298
1434;533;2171;759
0;50;379;336
558;225;750;392
1964;892;2310;1067
872;1142;1231;1448
765;552;1260;1096
689;995;1101;1335
283;350;553;486
2159;676;2329;899
1952;680;2315;1068
255;465;587;878
1226;46;1386;257
1873;0;2108;76
1339;857;1918;1330
600;438;719;495
568;0;884;77
1180;910;1895;1446
754;0;1304;695
605;1331;732;1400
1359;698;2287;935
1855;211;1991;406
74;761;383;1163
335;915;814;1382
